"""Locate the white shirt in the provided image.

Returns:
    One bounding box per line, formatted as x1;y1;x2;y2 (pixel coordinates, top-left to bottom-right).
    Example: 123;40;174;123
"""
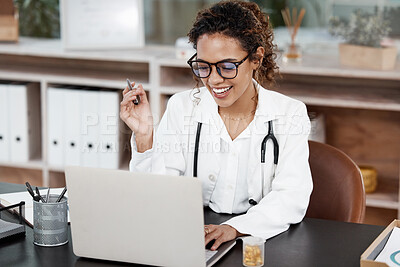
208;116;253;214
130;82;313;240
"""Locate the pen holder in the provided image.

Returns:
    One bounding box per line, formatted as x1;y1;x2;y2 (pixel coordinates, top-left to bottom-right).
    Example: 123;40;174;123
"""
33;195;68;247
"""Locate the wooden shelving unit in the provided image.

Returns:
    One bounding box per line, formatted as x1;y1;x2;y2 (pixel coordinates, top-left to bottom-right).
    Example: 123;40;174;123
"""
0;37;399;216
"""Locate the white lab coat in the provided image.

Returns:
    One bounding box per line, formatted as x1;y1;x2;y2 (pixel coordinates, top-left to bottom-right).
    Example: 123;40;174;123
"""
130;82;313;240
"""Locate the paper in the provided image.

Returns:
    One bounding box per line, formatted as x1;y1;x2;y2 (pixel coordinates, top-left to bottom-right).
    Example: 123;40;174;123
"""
375;227;400;266
0;188;69;227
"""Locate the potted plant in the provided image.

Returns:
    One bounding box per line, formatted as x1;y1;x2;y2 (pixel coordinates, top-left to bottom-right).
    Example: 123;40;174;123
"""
329;9;397;70
13;0;60;38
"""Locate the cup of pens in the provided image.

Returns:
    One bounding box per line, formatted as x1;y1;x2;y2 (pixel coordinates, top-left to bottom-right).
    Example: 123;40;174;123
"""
33;191;68;247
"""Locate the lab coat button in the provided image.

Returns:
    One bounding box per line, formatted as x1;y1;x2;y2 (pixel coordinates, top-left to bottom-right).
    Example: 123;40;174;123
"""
208;174;216;182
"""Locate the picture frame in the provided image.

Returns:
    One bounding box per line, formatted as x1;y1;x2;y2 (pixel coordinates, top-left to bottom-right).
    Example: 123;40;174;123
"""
60;0;144;50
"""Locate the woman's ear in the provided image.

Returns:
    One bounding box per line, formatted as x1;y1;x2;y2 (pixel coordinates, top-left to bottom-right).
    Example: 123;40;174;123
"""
252;46;265;70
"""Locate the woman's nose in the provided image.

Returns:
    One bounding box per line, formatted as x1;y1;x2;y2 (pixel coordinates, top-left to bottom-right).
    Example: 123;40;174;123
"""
208;66;224;84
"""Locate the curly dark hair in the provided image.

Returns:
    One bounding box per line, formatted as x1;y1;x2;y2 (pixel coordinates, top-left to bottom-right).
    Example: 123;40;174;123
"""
188;1;278;87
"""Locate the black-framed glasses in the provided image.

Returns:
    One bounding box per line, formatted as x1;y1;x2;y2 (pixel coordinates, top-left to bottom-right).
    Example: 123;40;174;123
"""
187;53;249;79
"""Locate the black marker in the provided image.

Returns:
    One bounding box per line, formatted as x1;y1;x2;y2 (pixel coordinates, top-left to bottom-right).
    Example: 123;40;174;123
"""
25;182;35;199
56;187;67;203
25;182;40;202
126;79;140;105
35;187;46;203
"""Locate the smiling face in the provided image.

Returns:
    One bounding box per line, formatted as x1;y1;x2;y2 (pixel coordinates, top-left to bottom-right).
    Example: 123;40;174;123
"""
196;33;260;113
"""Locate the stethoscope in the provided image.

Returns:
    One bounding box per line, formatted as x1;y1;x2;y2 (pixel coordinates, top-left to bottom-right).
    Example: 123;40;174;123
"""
193;120;279;205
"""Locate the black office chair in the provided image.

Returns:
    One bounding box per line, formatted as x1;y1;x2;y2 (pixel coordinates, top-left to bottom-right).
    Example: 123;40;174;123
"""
305;141;366;223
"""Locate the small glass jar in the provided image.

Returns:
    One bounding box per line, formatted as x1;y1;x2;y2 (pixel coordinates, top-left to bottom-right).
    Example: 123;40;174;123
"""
282;43;302;63
243;236;265;267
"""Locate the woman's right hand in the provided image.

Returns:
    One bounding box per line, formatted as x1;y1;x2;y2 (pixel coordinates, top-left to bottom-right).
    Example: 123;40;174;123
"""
120;82;154;151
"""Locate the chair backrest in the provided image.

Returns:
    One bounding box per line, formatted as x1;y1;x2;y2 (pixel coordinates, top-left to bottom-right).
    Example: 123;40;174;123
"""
306;141;366;223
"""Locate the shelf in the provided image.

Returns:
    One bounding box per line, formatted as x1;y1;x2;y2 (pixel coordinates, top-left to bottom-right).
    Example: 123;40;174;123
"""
48;165;64;172
0;54;150;88
278;52;400;81
159;65;194;88
0;159;44;170
366;178;399;209
274;79;400;112
0;37;169;63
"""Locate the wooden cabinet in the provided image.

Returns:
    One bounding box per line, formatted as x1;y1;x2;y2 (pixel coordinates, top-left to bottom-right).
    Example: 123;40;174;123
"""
0;38;399;216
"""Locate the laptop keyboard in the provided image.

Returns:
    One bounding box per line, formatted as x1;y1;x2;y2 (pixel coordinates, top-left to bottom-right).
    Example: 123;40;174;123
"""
205;249;218;261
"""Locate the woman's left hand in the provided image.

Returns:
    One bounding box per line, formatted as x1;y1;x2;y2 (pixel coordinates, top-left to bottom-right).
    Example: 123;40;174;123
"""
204;224;243;250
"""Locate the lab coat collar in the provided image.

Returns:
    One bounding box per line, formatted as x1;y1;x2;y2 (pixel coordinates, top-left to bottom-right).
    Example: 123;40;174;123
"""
254;81;280;122
191;80;279;124
191;87;221;127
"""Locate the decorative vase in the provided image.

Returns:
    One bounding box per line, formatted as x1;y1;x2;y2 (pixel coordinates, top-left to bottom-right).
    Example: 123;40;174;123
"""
339;43;398;70
283;43;302;63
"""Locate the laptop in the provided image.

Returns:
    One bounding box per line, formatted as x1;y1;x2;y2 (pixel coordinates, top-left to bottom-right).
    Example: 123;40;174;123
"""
65;166;235;267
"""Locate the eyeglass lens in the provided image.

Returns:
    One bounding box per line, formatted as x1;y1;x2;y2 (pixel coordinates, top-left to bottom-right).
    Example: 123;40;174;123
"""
191;62;237;79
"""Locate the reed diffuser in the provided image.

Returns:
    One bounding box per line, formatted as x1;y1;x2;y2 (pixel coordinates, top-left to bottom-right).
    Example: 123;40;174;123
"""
281;7;306;62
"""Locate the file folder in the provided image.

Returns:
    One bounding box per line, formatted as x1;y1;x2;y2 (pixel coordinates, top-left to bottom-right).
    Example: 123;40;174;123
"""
99;91;120;169
47;87;65;167
0;84;10;162
64;89;82;166
9;83;41;162
80;90;100;167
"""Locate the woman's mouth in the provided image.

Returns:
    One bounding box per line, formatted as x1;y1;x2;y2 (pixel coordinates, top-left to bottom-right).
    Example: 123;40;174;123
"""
211;86;232;98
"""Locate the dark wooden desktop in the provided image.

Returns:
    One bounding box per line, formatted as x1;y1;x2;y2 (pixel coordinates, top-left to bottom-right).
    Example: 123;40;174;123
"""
0;182;383;267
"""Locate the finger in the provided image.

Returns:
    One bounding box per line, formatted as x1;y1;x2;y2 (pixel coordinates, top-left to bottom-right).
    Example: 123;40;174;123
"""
122;81;136;95
120;93;137;106
135;84;148;104
211;234;226;251
209;232;224;251
123;84;147;103
204;226;210;236
204;226;220;246
120;96;140;111
204;224;215;235
206;224;216;230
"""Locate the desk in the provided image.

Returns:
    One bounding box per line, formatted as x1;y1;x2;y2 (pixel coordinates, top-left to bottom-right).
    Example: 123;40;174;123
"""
0;182;384;267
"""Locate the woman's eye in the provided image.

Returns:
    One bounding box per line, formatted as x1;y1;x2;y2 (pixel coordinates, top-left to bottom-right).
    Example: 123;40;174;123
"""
197;64;210;70
220;63;236;70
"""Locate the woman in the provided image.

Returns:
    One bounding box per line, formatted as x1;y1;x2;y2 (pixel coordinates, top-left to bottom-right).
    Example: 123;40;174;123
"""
120;1;312;251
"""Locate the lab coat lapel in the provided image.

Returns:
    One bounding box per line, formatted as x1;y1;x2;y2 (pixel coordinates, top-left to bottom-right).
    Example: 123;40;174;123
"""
191;88;222;186
246;85;280;202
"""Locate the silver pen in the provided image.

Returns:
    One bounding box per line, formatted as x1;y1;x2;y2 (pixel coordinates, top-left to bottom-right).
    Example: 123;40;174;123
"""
126;79;140;105
46;188;50;203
